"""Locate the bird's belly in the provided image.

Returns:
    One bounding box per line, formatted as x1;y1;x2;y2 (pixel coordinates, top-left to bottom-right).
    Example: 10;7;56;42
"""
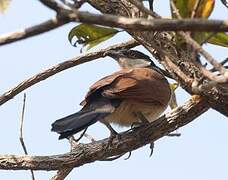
105;101;166;127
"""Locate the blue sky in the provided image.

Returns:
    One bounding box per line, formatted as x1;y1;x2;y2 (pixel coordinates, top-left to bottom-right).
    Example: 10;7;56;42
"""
0;0;227;179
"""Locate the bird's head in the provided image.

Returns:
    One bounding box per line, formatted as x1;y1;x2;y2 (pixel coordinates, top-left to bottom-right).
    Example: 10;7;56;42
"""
106;49;156;69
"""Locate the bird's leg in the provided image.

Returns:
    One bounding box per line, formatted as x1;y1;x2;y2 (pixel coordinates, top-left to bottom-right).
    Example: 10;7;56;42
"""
129;112;150;131
135;112;150;124
134;112;155;157
75;128;88;141
101;120;121;148
105;121;121;140
124;112;150;134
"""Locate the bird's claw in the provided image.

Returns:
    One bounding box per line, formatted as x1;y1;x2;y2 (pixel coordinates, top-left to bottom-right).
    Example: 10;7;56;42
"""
149;142;154;157
124;151;132;160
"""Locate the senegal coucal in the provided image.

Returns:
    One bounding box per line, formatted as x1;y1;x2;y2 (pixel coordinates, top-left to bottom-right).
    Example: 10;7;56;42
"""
51;49;171;140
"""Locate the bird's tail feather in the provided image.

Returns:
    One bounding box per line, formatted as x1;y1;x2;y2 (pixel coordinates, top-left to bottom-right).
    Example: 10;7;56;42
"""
51;110;110;139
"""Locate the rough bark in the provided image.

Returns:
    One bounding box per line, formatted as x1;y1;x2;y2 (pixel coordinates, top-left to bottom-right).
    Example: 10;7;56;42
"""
0;96;209;170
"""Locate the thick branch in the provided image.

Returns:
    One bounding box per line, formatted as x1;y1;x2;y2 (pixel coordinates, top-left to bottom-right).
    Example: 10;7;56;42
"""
0;40;138;106
1;9;227;46
0;96;209;170
68;10;228;32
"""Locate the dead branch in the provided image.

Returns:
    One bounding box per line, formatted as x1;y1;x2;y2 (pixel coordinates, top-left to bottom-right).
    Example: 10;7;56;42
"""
0;96;209;170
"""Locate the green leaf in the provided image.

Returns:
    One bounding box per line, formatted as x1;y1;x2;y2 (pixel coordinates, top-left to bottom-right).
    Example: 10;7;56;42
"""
207;32;228;47
0;0;11;14
193;32;228;47
169;83;179;109
68;24;119;51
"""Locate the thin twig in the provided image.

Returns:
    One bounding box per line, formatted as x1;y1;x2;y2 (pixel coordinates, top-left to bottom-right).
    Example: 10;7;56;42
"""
39;0;68;13
19;94;28;155
19;94;35;180
191;0;202;18
170;0;182;19
178;31;228;83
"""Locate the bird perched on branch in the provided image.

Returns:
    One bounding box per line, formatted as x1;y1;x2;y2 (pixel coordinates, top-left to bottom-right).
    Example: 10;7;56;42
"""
51;49;171;140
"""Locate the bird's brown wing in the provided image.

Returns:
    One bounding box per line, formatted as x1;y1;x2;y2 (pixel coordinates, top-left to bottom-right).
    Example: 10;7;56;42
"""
81;68;171;106
102;68;171;106
80;69;133;106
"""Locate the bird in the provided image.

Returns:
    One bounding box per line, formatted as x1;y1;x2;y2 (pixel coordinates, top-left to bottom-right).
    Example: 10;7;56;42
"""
51;49;171;140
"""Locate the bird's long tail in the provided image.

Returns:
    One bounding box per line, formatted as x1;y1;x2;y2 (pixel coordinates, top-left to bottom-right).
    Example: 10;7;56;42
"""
51;110;110;139
51;98;120;139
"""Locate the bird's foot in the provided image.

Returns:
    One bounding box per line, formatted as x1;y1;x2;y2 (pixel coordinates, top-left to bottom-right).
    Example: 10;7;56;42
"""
129;120;149;132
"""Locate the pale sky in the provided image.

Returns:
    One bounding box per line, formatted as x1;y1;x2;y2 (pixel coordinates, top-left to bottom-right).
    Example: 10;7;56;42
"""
0;1;227;179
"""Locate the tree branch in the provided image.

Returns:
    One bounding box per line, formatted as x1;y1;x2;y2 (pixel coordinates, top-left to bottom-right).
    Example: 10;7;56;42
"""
39;0;68;13
51;137;78;179
67;10;228;32
0;96;209;170
0;40;138;106
1;8;227;46
0;16;70;46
